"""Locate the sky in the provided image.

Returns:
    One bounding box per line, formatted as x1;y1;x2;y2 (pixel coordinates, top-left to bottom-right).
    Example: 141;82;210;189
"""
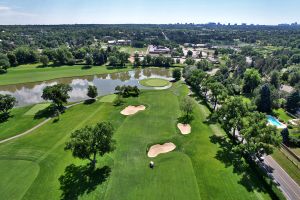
0;0;299;25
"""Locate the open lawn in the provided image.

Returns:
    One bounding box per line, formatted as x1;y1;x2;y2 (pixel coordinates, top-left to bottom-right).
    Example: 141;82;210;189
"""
0;63;132;86
24;103;51;116
0;105;48;140
273;108;293;123
99;94;117;103
119;46;147;55
139;78;170;87
0;83;277;200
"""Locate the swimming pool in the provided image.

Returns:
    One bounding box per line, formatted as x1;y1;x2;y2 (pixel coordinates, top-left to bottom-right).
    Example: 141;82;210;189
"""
267;115;287;128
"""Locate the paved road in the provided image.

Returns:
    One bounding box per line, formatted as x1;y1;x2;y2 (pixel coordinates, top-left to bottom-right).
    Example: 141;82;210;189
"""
264;156;300;200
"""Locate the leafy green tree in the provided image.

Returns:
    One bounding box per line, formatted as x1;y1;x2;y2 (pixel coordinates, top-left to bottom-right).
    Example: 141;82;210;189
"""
87;85;98;99
270;70;280;89
187;50;193;58
0;94;17;121
217;96;248;138
184;58;195;66
172;68;181;81
239;112;281;156
65;122;115;168
113;94;124;106
108;56;119;66
286;90;300;113
14;47;39;64
54;46;74;65
40;55;49;67
281;128;289;144
7;53;17;66
42;84;72;110
0;53;10;73
255;84;272;113
243;69;261;93
180;96;194;123
209;82;227;110
133;53;141;67
85;54;94;65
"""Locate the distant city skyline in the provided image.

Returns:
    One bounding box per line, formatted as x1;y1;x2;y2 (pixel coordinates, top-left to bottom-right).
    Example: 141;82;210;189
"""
0;0;299;25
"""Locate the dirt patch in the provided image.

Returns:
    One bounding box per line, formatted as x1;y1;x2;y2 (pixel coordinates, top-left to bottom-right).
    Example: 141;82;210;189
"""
177;123;191;135
147;142;176;158
120;105;146;116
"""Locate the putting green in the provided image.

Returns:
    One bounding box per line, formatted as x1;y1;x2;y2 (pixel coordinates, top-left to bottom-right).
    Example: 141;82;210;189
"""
99;94;117;103
139;78;170;87
24;103;51;116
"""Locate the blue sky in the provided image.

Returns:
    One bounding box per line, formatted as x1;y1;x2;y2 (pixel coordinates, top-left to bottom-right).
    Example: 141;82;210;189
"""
0;0;299;25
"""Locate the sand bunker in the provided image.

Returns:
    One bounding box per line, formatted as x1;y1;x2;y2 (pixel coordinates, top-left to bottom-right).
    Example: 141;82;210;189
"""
121;105;146;116
177;123;191;135
147;142;176;158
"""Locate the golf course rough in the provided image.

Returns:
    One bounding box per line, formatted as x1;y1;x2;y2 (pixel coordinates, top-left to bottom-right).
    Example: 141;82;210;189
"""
139;78;170;87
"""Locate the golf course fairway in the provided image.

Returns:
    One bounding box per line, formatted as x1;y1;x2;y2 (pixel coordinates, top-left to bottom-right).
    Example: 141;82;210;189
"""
0;82;275;200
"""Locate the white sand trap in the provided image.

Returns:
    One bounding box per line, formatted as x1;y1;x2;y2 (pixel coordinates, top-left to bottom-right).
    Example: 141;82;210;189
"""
147;142;176;158
121;105;146;116
177;123;191;135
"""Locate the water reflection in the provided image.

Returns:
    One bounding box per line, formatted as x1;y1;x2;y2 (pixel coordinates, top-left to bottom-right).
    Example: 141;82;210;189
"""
0;68;171;107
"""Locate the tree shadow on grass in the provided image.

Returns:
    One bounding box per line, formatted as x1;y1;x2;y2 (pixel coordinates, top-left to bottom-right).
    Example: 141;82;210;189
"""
59;164;111;200
209;135;278;197
0;113;11;123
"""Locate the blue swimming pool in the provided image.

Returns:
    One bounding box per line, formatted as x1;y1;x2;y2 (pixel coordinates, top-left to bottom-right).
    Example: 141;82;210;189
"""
267;115;285;128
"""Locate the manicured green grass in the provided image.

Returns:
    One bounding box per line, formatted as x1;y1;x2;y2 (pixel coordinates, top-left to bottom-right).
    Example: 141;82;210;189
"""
0;83;276;200
272;149;300;186
24;103;51;116
0;105;47;140
273;108;293;123
139;78;170;87
99;94;117;103
0;63;132;86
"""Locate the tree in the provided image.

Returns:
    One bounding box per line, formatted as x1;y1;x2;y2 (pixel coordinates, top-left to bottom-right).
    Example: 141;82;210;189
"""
270;70;280;89
184;58;195;66
243;69;261;93
255;84;272;113
209;82;227;110
133;53;141;67
14;47;39;64
217;96;249;138
113;94;124;106
286;90;300;113
65;122;115;168
42;84;72;110
40;55;49;67
0;94;17;121
180;96;194;123
7;53;17;66
172;68;181;81
187;50;193;58
87;85;98;99
281;128;289;144
54;46;74;65
239;112;281;156
0;53;10;73
85;54;94;65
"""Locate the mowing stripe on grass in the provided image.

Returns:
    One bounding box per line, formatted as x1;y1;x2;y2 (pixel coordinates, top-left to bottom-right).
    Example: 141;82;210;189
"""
24;103;51;116
99;94;117;103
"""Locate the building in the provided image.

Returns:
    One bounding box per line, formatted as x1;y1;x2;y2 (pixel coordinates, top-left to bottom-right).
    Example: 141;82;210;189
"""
107;40;131;46
148;45;170;54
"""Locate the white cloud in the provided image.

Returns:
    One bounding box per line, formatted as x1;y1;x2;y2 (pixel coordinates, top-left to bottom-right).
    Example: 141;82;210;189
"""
0;6;10;11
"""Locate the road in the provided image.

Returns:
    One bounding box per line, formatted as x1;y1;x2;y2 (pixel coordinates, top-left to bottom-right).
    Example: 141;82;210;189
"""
264;156;300;200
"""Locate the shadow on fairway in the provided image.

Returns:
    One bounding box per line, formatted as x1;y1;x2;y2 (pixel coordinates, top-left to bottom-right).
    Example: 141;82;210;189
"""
209;135;277;195
59;164;111;200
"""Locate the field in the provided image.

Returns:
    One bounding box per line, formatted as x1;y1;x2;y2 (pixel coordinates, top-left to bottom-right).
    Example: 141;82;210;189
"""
0;105;48;140
0;83;276;200
139;78;170;87
0;63;132;86
119;46;147;55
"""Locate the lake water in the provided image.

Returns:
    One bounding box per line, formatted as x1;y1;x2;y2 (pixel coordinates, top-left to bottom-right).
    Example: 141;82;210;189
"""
0;68;172;107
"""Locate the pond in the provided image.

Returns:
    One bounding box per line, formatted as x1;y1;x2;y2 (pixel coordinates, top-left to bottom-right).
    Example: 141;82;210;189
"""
0;68;172;107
